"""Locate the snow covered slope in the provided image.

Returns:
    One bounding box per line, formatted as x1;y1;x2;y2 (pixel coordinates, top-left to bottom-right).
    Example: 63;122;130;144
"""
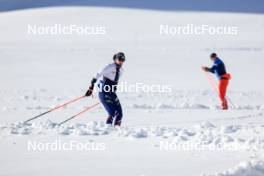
0;5;264;176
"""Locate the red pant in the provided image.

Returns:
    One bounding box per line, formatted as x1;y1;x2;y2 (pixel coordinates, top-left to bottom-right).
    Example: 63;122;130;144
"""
218;74;231;109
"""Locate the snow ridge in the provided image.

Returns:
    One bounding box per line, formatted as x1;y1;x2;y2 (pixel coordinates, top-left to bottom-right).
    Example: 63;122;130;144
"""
1;120;264;152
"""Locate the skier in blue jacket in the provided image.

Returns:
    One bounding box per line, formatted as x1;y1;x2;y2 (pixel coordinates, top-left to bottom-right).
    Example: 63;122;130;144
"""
85;52;125;126
202;53;231;110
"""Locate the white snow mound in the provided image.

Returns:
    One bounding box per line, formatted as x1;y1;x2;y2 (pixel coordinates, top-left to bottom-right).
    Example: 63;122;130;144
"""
203;160;264;176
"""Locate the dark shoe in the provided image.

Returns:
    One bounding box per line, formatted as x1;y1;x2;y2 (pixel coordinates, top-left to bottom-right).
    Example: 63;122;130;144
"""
106;116;113;125
114;120;121;126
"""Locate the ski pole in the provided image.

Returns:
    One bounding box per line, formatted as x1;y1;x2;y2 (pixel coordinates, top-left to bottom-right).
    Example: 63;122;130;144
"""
58;101;100;126
24;95;85;123
226;96;235;108
204;71;220;96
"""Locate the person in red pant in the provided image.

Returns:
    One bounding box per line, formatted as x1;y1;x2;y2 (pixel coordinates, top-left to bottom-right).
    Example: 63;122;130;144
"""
202;53;231;110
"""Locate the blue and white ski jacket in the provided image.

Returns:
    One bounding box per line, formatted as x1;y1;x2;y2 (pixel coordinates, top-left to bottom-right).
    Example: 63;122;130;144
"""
94;63;124;82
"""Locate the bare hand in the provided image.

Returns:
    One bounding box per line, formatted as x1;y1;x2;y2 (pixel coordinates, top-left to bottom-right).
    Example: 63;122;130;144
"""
202;66;209;72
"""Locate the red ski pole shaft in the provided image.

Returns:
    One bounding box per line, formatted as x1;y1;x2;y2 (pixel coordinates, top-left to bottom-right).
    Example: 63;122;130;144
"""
24;95;85;123
58;102;100;126
204;72;219;96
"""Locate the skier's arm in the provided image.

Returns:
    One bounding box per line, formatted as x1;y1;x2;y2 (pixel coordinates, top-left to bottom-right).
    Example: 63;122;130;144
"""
85;65;109;96
202;64;217;73
207;65;216;73
85;78;96;97
89;78;97;89
93;64;111;81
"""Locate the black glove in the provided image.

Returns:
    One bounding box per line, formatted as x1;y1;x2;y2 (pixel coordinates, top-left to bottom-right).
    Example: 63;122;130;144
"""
85;78;97;97
85;86;94;96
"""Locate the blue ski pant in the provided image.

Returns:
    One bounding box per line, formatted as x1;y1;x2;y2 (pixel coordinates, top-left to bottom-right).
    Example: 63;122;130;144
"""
99;91;123;125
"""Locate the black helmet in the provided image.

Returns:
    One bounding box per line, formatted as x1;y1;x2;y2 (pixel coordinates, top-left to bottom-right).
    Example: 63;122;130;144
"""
113;52;125;61
210;53;217;58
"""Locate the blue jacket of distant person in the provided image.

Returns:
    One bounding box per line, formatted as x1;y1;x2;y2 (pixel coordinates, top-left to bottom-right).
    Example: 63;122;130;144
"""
208;58;227;80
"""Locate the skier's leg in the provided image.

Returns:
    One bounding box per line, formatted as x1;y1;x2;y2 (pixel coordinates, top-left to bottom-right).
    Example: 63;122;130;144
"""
219;79;229;109
113;95;123;126
98;92;116;125
219;80;226;109
224;80;229;109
